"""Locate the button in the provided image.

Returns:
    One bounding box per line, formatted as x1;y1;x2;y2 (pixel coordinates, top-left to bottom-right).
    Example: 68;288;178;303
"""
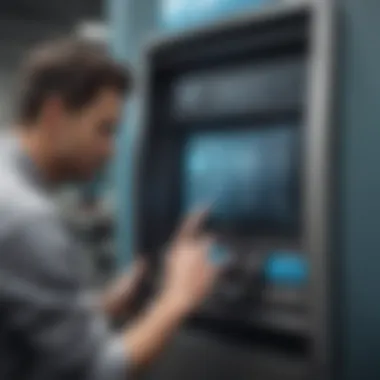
264;252;308;286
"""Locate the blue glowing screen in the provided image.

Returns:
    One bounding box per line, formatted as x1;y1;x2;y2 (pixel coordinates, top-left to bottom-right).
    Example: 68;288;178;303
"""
182;127;299;231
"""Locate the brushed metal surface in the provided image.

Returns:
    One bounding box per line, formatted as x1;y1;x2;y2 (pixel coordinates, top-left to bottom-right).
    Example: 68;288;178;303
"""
143;329;309;380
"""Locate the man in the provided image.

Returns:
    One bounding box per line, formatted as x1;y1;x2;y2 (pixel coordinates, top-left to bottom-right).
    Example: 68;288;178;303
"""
0;39;218;379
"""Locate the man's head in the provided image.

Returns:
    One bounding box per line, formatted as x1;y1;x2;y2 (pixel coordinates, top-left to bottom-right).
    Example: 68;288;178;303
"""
16;38;132;182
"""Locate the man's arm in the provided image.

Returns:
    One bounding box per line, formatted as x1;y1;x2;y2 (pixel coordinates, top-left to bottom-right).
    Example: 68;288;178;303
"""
122;210;218;372
0;216;128;380
101;259;146;320
0;210;216;378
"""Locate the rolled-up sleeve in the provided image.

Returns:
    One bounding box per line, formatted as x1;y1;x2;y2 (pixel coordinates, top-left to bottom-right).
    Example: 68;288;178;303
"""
0;215;128;380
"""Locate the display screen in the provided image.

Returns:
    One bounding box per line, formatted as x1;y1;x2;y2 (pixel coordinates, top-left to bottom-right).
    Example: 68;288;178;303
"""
172;60;305;120
182;127;300;234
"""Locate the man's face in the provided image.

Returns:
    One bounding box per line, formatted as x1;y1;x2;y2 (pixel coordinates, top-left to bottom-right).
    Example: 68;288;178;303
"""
49;88;124;181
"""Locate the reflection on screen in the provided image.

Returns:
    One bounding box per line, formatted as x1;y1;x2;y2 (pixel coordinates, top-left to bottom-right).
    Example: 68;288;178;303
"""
183;127;299;232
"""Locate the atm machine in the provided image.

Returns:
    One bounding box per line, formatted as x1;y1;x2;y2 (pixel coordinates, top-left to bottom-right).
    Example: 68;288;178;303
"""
134;1;335;380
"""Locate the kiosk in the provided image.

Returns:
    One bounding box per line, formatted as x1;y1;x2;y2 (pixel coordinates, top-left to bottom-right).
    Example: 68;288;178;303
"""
135;1;335;379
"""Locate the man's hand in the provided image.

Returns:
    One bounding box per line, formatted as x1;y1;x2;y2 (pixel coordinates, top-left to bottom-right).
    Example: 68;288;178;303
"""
160;210;218;314
103;258;146;319
124;210;219;373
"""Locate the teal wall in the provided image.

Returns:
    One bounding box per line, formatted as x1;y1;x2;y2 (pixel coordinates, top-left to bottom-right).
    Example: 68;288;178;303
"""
159;0;269;30
340;0;380;378
107;0;157;268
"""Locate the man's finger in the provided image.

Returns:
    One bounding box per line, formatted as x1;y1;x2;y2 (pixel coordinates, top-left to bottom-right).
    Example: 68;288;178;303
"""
135;257;147;271
176;208;209;240
200;236;215;257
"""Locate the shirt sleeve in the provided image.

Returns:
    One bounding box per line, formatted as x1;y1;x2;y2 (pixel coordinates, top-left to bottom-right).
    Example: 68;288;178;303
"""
0;215;128;380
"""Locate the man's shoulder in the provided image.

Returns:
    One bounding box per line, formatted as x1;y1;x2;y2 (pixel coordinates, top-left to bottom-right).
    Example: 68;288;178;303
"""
0;176;73;281
0;162;57;239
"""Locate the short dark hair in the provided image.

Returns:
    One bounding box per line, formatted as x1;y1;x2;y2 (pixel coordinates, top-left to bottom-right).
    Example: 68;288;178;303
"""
16;38;132;124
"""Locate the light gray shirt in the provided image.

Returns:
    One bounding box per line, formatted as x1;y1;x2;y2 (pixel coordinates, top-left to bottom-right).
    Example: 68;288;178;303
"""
0;136;127;380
